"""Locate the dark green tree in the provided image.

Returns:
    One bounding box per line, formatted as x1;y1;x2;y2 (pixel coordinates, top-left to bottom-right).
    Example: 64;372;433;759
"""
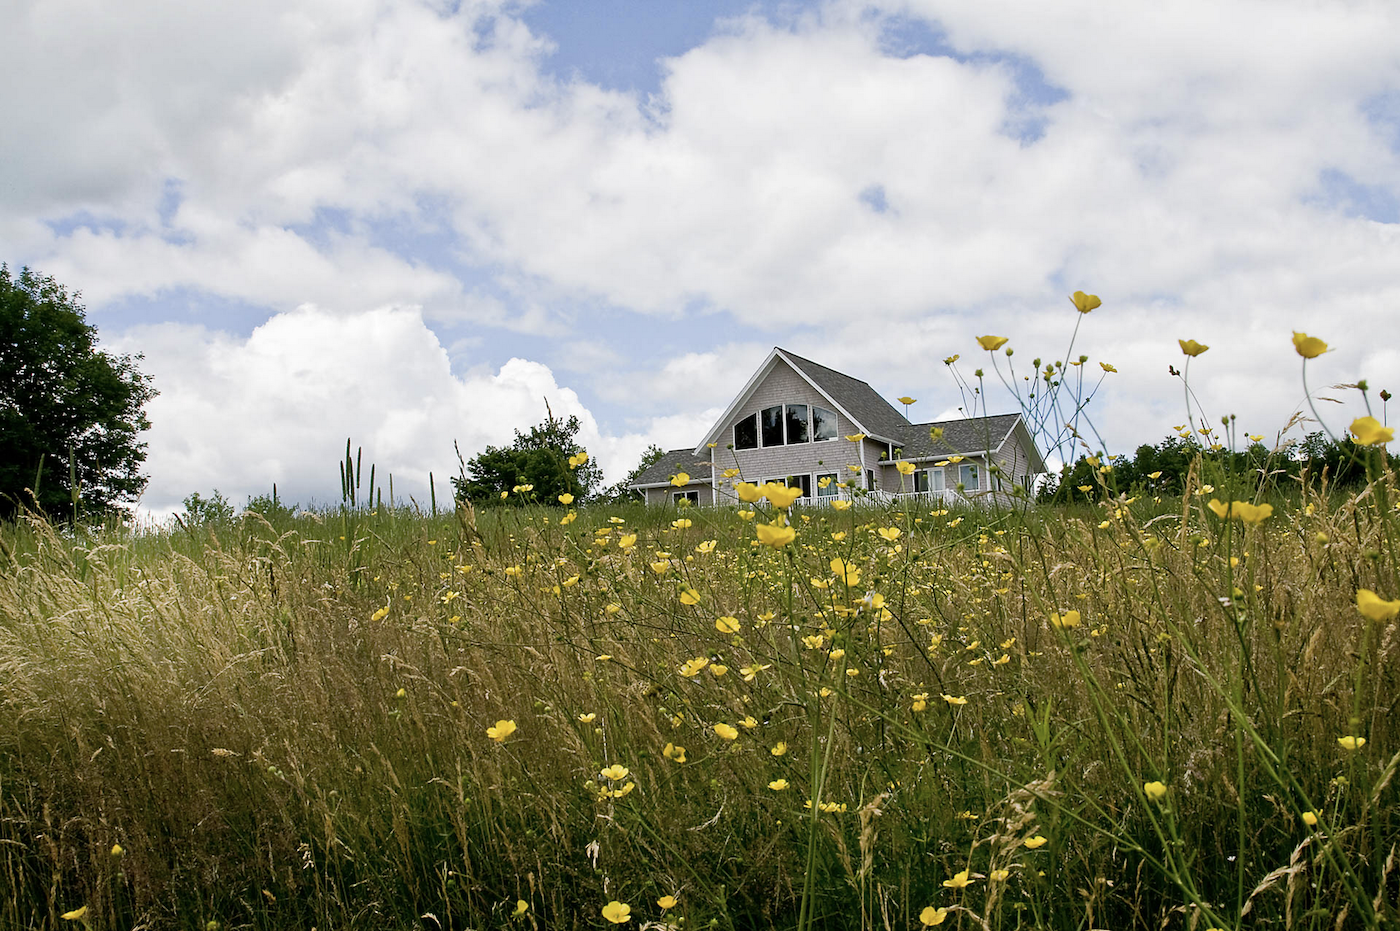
1;265;157;519
452;409;602;505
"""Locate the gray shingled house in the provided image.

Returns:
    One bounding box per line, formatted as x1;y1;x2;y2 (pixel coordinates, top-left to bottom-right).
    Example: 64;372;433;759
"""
629;347;1046;507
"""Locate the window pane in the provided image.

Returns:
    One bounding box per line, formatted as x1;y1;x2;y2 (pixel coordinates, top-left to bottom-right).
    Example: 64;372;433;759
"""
960;464;979;490
734;414;758;450
816;472;838;496
931;469;946;492
761;406;784;446
912;470;929;492
786;404;809;444
812;407;837;441
785;474;812;497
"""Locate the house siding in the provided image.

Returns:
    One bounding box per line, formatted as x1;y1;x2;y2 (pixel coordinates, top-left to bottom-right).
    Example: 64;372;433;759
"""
644;484;715;507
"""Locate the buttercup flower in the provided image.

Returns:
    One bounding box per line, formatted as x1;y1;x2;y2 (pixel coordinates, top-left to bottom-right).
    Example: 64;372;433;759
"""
920;906;948;926
600;764;630;781
977;335;1009;350
672;518;692;529
1292;331;1329;359
716;615;742;634
1070;290;1102;313
679;588;701;605
1024;835;1048;848
1178;339;1209;357
678;656;709;677
513;900;529;916
876;527;901;542
578;713;596;723
756;522;796;548
557;493;574;505
1350;416;1394;446
898;396;917;405
1301;810;1319;827
1143;780;1168;801
601;901;631;924
1050;610;1081;630
1338;735;1366;750
831;500;851;511
830;558;862;587
1356;588;1400;622
736;482;764;503
1099;362;1117;373
845;433;866;442
896;461;915;475
768;778;790;791
942;693;967;705
989;869;1010;882
486;720;517;742
763;484;804;508
663;742;687;763
943;869;974;889
771;741;788;756
657;895;678;909
61;906;88;921
670;472;690;487
714;723;739;740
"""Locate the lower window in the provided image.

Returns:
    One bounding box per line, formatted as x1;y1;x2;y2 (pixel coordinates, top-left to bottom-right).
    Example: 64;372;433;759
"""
674;491;699;505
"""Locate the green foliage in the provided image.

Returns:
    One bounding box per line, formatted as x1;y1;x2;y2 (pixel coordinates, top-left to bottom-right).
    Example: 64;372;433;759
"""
0;265;156;519
244;488;299;522
452;409;602;504
179;490;235;526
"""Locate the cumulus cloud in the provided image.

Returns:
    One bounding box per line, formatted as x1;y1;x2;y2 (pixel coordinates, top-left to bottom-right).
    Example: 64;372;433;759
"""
111;305;672;515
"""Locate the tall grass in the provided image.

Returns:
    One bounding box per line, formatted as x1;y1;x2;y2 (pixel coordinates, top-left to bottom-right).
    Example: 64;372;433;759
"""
2;318;1398;930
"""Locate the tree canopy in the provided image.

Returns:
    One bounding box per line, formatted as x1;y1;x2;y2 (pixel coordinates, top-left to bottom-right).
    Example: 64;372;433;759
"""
0;265;157;519
452;409;602;505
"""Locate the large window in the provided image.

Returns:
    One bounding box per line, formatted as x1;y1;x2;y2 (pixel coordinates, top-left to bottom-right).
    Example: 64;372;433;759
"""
786;404;809;444
734;414;758;450
960;464;980;490
761;406;784;446
816;472;839;497
812;406;837;441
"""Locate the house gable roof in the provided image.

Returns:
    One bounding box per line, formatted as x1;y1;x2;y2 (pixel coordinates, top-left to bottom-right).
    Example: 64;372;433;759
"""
893;412;1047;473
692;347;910;452
631;448;713;488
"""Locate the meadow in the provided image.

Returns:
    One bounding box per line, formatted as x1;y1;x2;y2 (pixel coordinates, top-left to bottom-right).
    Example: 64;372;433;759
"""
2;322;1398;930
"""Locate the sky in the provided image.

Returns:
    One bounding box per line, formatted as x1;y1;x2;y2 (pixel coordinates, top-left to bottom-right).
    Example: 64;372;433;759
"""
3;0;1399;516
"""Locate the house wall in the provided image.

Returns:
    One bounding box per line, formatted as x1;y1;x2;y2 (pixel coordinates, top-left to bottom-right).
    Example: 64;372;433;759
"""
644;484;715;507
711;361;878;502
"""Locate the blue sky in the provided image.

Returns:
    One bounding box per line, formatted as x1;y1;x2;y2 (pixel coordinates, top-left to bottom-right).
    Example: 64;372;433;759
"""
3;0;1399;515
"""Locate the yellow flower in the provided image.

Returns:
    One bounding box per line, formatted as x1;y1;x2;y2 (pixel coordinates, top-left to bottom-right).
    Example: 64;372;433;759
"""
831;499;851;511
1070;290;1102;313
1351;416;1394;446
111;843;124;858
486;720;517;742
601;901;631;924
1178;338;1209;357
1207;499;1230;518
569;452;589;467
558;493;574;505
912;692;929;711
764;484;804;508
989;869;1010;882
370;606;390;622
709;664;728;677
670;472;690;487
672;517;693;529
500;490;509;498
768;778;790;791
649;560;671;575
737;509;755;520
942;693;967;705
740;663;770;681
600;764;630;781
876;526;901;542
771;741;788;756
943;869;974;889
504;565;522;577
736;481;764;503
513;899;529;916
1357;588;1400;622
976;335;1008;350
756;522;796;548
561;575;579;588
845;433;866;442
714;723;739;740
898;396;917;405
678;656;709;677
679;588;701;605
617;533;637;549
578;713;597;723
1143;780;1168;801
1050;610;1081;630
1292;331;1329;359
830;558;862;587
896;461;915;475
715;615;741;634
1233;501;1273;524
695;539;717;553
1023;835;1048;849
1338;735;1366;750
61;906;88;921
663;742;687;763
1301;810;1319;827
741;715;758;728
920;906;948;926
657;895;678;909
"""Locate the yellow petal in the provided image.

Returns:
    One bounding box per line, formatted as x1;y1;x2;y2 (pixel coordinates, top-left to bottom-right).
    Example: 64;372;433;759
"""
1356;589;1400;622
1070;290;1102;313
1350;416;1394;446
1178;338;1209;357
1291;331;1329;359
976;335;1009;351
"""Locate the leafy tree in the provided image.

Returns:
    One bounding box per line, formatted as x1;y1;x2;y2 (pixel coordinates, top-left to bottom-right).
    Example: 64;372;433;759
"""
0;265;156;519
452;409;602;505
595;443;666;505
179;490;235;526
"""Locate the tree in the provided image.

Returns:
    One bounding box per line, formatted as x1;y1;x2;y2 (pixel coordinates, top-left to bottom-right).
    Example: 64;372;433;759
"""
452;409;602;505
0;265;157;519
